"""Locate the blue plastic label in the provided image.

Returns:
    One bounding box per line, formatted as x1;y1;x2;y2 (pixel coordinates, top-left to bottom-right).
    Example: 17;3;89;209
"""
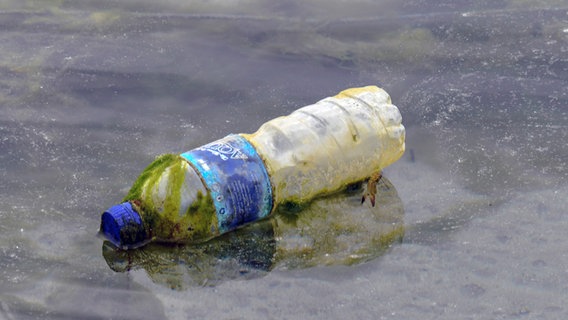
180;135;273;233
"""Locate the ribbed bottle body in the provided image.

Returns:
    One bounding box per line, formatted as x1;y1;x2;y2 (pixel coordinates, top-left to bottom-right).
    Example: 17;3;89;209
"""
244;86;405;204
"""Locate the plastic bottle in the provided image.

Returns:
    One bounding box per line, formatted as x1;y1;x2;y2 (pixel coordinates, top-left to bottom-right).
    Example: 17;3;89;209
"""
100;85;405;249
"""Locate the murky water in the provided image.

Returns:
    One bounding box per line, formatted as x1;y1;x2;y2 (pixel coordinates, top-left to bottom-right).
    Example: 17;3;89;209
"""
1;1;567;319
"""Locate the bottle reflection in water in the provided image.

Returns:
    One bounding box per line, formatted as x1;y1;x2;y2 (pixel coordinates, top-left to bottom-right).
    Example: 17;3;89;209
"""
102;176;404;289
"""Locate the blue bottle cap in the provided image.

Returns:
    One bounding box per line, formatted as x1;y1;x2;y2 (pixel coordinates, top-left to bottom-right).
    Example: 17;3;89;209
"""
100;202;147;248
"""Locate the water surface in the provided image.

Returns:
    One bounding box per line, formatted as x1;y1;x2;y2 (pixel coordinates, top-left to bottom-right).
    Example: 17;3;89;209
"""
1;0;567;319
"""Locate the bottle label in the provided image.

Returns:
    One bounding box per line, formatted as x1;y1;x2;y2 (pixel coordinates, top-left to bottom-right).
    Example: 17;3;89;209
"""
180;134;273;233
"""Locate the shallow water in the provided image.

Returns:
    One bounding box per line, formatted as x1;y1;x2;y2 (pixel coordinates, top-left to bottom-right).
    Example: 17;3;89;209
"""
1;0;567;319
